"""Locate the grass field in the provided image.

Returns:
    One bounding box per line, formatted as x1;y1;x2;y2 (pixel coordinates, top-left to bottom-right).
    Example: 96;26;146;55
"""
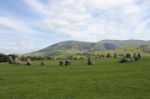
0;57;150;99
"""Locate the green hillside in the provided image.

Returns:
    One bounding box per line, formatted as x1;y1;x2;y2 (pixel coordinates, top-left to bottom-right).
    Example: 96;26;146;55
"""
26;40;150;57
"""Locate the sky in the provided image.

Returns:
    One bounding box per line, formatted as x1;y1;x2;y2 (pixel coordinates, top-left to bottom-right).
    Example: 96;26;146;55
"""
0;0;150;54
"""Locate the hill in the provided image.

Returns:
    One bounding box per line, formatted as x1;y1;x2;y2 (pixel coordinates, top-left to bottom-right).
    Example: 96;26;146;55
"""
26;40;150;56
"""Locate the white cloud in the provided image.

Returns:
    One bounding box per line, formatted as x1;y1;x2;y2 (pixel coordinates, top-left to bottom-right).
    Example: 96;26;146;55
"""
0;17;25;29
0;16;47;54
24;0;150;41
25;0;45;14
1;0;149;54
0;37;34;54
87;0;133;9
0;16;37;34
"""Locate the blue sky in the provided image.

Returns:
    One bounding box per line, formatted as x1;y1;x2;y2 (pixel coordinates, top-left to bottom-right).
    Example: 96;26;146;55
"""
0;0;150;54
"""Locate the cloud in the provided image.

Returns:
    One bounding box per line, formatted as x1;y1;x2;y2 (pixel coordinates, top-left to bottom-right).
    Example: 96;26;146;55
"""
0;0;149;54
24;0;45;14
24;0;150;41
0;16;26;30
0;37;34;54
0;16;41;34
0;16;47;54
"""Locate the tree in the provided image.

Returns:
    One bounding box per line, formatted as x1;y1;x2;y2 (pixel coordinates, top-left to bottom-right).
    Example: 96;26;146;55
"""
0;53;8;62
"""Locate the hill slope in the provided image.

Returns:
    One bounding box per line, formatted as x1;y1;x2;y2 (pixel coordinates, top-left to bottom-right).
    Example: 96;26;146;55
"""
27;40;150;56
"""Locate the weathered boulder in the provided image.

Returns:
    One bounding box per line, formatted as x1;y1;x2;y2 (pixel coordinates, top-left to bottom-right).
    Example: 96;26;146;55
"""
8;56;13;64
133;53;136;58
138;53;141;59
14;57;22;64
88;54;94;65
59;60;64;66
114;53;117;58
107;53;111;58
27;58;32;65
41;61;45;65
126;53;131;58
119;58;134;63
65;60;71;66
134;56;139;61
119;58;127;63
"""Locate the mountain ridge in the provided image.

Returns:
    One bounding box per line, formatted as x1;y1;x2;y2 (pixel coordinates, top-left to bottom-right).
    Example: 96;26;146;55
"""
26;40;150;56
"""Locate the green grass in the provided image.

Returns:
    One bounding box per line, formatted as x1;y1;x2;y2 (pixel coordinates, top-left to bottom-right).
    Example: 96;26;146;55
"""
0;57;150;99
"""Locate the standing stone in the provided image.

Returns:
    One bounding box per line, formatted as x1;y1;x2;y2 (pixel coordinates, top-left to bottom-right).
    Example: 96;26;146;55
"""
8;56;13;64
126;53;131;58
119;58;126;63
59;60;64;66
27;58;32;65
65;60;71;66
41;61;45;65
107;53;111;58
114;53;117;58
88;54;94;65
101;55;104;58
138;53;141;59
133;53;136;58
14;57;22;64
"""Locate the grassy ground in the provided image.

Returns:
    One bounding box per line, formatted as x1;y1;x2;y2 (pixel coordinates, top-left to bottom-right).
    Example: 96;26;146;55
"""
0;57;150;99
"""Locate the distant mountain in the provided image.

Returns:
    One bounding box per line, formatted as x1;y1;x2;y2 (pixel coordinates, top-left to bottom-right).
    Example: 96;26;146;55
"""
26;40;150;56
